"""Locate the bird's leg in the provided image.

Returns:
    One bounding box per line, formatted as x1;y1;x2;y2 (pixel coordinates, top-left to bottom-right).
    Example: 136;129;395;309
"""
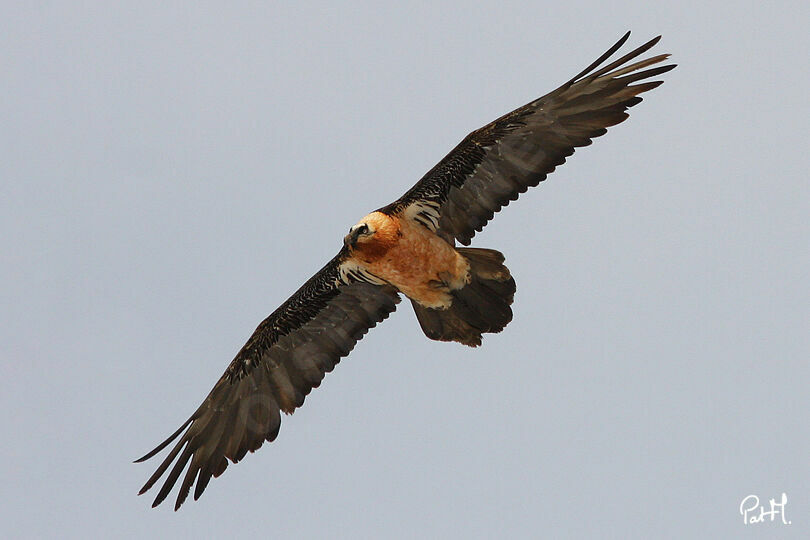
428;271;453;290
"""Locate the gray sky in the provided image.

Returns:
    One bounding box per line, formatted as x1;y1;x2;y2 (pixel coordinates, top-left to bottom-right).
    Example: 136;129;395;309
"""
2;1;808;538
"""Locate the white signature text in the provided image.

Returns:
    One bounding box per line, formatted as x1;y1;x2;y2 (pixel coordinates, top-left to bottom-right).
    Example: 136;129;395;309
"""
740;493;790;525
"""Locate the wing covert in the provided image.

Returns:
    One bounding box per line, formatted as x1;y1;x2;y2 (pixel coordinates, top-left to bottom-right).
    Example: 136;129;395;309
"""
136;251;400;509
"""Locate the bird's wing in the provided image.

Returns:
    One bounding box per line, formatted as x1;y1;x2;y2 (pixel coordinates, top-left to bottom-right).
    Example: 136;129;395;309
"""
136;250;400;510
384;32;675;245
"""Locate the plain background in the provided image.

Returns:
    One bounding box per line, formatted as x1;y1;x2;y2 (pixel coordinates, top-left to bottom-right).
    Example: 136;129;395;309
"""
2;1;808;538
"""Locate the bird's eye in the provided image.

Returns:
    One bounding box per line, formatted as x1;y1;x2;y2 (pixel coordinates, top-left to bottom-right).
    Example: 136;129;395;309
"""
358;224;369;234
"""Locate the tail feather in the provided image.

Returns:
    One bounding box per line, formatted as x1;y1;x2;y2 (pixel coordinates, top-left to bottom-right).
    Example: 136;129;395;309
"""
412;248;516;347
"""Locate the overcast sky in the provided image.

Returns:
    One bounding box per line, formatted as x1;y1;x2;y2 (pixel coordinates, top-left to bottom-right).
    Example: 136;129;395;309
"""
2;1;808;538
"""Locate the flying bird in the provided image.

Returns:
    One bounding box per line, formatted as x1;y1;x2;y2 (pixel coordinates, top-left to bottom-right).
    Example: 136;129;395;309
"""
137;32;674;509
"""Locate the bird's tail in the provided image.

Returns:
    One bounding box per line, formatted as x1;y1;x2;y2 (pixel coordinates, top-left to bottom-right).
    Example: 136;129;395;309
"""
411;247;516;347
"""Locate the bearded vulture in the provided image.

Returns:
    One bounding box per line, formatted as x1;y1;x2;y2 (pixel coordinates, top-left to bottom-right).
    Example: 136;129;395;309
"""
137;32;675;509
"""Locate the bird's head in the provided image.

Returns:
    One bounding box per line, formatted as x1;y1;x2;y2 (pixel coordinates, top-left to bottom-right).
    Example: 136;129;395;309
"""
344;222;373;249
344;211;400;256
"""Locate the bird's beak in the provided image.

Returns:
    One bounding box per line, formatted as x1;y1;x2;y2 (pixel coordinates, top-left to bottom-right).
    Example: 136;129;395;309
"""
344;230;359;249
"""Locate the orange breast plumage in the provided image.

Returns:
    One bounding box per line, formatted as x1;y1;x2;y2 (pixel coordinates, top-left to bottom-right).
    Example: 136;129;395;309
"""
351;212;469;308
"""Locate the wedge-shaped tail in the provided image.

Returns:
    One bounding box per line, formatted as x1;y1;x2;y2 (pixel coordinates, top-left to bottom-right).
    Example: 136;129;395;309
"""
412;248;516;346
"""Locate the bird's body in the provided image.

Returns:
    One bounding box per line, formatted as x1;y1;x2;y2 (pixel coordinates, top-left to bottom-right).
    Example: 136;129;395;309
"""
346;211;470;309
137;32;675;510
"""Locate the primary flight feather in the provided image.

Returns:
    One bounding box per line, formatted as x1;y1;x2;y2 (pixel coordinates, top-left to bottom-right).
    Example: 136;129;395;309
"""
137;32;675;509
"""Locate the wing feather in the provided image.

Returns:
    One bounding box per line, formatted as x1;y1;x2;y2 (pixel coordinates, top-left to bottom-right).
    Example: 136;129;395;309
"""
385;32;675;245
136;251;400;509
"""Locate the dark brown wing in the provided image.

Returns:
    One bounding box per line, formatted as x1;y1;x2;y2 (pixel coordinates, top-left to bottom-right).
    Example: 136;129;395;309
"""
136;250;400;510
384;32;675;245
